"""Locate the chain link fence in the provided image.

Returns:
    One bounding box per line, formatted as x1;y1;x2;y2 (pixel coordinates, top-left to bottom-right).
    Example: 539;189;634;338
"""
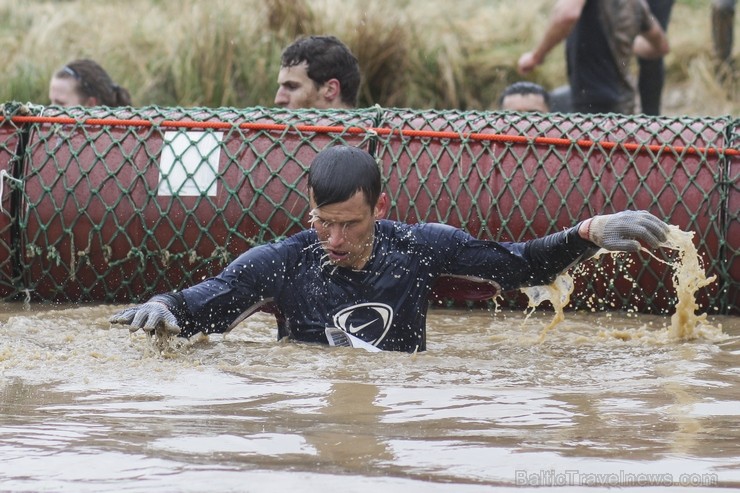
1;103;737;314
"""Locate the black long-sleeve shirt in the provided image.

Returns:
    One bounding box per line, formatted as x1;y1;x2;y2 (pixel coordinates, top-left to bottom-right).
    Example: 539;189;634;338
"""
156;220;598;352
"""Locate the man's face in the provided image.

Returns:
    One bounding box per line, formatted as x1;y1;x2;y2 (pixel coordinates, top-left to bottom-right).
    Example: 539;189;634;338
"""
501;93;549;113
275;62;330;109
309;190;384;270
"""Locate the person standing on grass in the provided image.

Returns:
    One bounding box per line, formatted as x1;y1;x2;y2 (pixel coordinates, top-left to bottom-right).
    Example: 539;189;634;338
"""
274;35;360;109
49;59;132;108
110;145;670;353
517;0;669;115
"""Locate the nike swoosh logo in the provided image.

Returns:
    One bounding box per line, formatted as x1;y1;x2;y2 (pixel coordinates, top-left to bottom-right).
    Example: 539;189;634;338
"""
347;318;378;334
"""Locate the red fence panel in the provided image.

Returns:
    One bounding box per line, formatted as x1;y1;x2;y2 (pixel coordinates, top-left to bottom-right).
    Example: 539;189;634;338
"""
4;105;736;314
0;121;22;298
19;107;376;302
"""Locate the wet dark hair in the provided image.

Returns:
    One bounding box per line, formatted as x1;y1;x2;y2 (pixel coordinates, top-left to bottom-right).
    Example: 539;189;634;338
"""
281;35;360;107
54;59;132;107
498;81;550;109
308;146;380;209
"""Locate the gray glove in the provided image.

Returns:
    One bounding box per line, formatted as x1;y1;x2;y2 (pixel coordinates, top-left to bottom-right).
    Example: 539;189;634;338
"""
109;301;181;335
587;210;668;252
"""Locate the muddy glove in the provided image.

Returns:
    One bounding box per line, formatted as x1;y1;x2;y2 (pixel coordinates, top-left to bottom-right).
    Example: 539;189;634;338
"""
109;301;181;336
586;210;668;252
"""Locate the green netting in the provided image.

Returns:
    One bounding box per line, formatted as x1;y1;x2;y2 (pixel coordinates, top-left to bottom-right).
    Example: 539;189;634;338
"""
0;103;28;300
0;102;737;314
8;105;379;302
374;109;736;313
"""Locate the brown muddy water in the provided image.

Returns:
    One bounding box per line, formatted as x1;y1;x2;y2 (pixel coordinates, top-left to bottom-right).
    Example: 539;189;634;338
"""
0;301;738;492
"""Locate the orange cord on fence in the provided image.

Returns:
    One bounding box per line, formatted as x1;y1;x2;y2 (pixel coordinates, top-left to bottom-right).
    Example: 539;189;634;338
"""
9;115;740;158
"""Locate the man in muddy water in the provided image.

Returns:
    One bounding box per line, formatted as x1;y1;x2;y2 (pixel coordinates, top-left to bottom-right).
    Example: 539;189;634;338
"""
111;145;670;353
274;35;360;109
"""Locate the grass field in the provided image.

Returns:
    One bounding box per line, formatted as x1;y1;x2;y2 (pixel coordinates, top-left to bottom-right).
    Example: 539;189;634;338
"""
0;0;737;116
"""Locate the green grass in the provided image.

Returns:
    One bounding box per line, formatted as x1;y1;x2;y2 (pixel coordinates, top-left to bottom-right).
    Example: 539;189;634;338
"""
0;0;737;116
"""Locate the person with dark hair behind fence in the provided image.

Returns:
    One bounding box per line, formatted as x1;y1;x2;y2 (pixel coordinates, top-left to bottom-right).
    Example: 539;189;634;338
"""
274;35;361;109
111;145;670;353
49;59;132;108
499;81;551;112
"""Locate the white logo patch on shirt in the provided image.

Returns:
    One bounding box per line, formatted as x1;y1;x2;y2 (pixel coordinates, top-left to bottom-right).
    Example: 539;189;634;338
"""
332;303;393;346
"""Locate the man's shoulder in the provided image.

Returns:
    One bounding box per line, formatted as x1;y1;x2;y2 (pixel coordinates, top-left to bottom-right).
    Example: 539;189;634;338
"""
377;219;465;244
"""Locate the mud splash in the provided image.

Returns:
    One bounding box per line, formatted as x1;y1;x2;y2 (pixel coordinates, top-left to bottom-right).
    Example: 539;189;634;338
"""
521;225;724;343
